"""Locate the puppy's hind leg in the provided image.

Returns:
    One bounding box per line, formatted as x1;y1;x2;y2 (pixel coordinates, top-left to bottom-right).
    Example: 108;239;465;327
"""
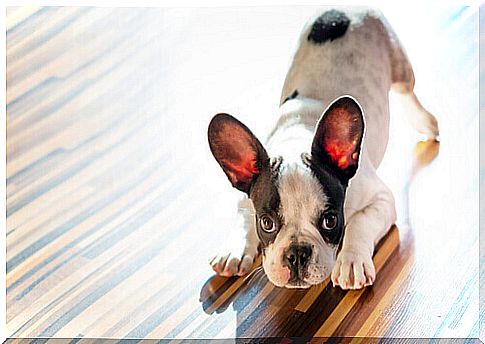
387;21;439;139
396;91;439;140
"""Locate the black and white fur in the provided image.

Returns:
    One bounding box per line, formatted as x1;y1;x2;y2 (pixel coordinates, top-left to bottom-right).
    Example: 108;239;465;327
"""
208;8;438;289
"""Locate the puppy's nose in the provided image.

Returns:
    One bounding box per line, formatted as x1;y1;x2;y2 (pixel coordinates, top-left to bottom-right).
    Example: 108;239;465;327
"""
285;244;312;270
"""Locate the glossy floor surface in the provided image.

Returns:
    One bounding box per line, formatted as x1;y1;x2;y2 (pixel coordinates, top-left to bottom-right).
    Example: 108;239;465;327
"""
6;6;480;341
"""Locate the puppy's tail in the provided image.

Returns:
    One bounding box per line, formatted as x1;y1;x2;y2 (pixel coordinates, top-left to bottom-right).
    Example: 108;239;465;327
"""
382;14;439;140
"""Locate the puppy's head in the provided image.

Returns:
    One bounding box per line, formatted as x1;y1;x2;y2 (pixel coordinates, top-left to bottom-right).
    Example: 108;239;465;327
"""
208;96;364;288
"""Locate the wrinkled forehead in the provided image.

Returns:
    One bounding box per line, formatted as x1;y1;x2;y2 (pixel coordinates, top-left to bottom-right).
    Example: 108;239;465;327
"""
277;164;328;224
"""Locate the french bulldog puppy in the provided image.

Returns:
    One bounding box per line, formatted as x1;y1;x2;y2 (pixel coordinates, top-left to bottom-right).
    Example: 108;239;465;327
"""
207;8;438;289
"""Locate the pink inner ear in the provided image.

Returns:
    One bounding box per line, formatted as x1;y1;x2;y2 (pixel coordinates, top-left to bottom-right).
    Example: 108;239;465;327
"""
324;139;358;170
225;125;260;184
209;114;267;190
221;155;259;184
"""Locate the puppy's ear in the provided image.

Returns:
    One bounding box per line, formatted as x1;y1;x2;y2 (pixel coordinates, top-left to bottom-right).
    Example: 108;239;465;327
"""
311;96;365;182
208;113;269;194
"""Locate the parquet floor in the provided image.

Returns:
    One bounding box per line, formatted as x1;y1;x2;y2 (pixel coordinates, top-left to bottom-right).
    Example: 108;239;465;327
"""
5;5;481;341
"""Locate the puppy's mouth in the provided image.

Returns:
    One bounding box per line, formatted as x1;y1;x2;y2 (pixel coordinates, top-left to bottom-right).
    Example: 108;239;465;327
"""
263;265;313;289
285;270;312;289
285;278;311;289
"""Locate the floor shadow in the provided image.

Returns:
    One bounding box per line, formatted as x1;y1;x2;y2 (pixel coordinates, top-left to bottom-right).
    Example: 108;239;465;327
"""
198;229;405;340
199;261;268;316
401;139;440;225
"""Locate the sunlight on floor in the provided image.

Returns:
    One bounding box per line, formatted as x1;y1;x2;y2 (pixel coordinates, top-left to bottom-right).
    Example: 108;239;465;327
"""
6;5;479;339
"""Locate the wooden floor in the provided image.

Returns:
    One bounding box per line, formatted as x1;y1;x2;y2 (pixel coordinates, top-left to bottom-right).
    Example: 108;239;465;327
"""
6;6;481;341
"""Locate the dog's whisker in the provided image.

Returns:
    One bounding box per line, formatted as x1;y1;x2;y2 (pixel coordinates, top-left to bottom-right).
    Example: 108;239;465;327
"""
253;268;267;285
244;266;264;285
243;266;262;283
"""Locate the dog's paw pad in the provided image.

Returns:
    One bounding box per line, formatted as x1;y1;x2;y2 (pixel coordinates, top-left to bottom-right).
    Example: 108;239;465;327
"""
331;249;375;290
210;251;255;277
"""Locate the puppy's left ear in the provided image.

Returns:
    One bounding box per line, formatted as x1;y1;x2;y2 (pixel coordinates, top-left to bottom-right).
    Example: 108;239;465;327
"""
311;96;365;182
208;113;269;195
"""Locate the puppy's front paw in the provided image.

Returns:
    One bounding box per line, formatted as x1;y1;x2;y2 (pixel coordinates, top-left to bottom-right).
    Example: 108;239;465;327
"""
331;248;375;290
209;250;256;277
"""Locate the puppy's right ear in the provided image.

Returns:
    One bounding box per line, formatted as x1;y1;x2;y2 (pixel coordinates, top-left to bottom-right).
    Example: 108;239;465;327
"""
311;96;365;183
208;113;269;195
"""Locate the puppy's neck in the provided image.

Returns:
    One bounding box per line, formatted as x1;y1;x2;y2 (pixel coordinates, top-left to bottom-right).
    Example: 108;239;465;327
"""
266;96;326;164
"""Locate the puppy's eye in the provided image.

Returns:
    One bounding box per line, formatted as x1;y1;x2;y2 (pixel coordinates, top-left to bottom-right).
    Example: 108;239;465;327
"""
321;213;337;231
260;215;275;233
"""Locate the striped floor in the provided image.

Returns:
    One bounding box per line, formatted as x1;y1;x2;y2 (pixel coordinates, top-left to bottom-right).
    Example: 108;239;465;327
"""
6;6;480;341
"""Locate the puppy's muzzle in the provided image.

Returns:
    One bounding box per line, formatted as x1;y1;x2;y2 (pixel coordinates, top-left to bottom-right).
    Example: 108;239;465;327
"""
284;243;312;275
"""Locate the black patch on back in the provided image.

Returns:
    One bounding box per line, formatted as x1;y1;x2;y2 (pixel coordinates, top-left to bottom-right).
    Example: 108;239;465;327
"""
307;10;350;44
282;90;299;104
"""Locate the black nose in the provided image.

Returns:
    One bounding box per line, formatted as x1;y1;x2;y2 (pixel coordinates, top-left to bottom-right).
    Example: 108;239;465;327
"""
285;244;312;270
